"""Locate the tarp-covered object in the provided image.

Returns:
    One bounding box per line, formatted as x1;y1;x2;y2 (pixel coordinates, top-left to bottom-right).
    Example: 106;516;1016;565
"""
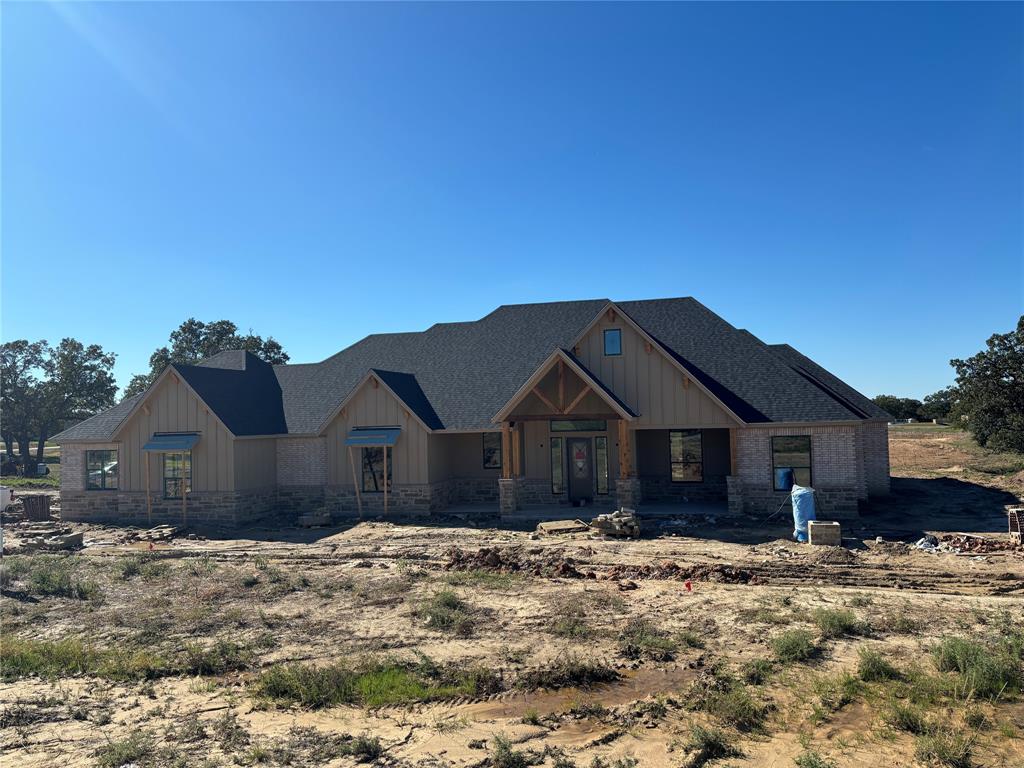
791;484;816;542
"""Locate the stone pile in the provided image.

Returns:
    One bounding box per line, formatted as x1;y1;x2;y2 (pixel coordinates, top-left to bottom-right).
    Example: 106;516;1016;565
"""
590;508;641;538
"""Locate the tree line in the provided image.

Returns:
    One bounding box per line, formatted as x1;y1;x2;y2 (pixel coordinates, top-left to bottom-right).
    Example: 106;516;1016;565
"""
872;315;1023;453
1;319;287;474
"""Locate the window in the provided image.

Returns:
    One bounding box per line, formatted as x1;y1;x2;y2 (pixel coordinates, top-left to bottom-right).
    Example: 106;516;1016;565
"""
163;453;191;499
482;433;502;469
670;430;703;482
603;328;622;356
86;449;118;490
772;435;812;490
361;447;392;493
550;419;607;432
596;436;609;495
550;437;564;495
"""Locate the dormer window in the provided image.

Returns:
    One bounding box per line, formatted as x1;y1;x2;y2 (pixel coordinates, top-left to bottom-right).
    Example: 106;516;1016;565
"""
603;328;622;356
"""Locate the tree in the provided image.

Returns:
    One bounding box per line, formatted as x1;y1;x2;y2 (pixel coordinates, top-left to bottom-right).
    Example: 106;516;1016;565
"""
919;386;958;422
871;394;923;421
0;340;46;462
123;318;288;399
950;316;1024;453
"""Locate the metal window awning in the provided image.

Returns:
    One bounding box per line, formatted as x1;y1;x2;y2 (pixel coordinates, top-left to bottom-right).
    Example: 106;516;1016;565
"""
143;433;200;452
345;427;401;447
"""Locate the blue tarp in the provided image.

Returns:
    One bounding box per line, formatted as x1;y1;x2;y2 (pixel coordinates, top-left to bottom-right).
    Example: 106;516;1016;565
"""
791;484;816;542
345;427;401;447
142;433;200;452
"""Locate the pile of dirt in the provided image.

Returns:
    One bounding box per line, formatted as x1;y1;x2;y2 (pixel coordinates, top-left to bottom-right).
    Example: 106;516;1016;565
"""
600;559;761;585
809;546;859;565
939;534;1022;553
443;546;585;578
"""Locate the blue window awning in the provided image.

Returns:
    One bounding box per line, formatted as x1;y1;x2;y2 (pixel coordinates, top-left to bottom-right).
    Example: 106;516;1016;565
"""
345;427;401;447
143;433;200;452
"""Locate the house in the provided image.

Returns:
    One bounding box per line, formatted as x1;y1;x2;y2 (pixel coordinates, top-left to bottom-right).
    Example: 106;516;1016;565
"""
53;298;891;527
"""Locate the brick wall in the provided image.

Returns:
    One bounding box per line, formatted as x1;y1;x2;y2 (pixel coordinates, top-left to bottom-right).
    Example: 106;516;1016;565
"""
59;443;119;492
276;437;327;486
862;420;891;495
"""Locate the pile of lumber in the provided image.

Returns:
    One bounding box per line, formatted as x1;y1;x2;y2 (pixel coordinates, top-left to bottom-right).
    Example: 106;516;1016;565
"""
136;525;182;542
590;508;640;538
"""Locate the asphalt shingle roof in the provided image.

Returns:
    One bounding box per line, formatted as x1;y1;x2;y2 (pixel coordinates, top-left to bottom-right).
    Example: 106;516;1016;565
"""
55;297;884;442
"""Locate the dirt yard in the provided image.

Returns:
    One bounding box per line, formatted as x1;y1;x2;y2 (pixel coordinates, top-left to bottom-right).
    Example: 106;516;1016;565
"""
2;426;1022;768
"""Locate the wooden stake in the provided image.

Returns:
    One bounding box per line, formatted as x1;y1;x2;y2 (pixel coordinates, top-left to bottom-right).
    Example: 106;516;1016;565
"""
349;445;362;520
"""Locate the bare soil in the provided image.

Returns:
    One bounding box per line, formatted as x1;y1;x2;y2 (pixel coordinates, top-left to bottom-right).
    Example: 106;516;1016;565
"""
2;426;1022;768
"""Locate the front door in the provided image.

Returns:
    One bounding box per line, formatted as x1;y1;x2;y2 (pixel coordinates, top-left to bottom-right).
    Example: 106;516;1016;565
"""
568;437;594;504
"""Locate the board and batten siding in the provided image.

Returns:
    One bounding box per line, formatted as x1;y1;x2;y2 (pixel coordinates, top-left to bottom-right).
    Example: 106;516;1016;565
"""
233;438;278;490
114;372;234;492
576;316;736;428
324;378;430;486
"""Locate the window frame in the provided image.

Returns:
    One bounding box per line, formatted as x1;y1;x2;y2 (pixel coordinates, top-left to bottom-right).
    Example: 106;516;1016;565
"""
603;328;622;357
550;437;564;495
550;419;608;432
85;449;118;491
162;452;192;499
771;435;812;491
482;432;502;470
670;429;704;483
360;446;393;494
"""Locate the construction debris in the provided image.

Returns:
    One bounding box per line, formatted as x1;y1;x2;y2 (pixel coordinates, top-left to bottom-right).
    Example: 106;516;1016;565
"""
536;519;590;536
21;529;84;551
297;510;332;528
135;525;182;542
590;508;640;538
808;521;842;546
1008;506;1022;545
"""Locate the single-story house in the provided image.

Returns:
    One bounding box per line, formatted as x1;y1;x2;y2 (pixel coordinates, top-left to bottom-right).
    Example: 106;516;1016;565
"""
53;298;891;527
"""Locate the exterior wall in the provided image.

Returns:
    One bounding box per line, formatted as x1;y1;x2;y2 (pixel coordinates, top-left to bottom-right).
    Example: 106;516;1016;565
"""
862;420;891;495
323;378;431;488
575;315;737;428
114;373;235;492
636;428;730;502
61;489;280;529
234;438;277;491
428;433;501;505
276;437;328;486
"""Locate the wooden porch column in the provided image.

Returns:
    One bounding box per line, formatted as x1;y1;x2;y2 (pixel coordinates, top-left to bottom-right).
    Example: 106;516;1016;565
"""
511;422;522;477
348;445;363;519
145;452;152;526
729;428;738;476
617;419;633;479
383;445;389;516
181;452;187;526
501;422;512;480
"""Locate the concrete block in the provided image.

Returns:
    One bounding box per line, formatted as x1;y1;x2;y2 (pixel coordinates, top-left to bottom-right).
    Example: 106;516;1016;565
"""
808;520;842;546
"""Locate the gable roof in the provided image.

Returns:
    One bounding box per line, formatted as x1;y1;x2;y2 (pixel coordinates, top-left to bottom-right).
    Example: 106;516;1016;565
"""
55;297;883;442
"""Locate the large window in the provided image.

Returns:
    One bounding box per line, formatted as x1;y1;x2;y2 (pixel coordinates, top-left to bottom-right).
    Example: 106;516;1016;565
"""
670;430;703;482
482;433;502;469
361;447;392;493
603;328;622;356
86;450;118;490
595;436;609;495
163;453;191;499
772;436;812;490
550;437;564;495
550;419;607;432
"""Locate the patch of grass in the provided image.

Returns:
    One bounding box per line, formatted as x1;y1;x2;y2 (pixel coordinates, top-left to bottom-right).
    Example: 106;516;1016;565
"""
549;602;592;639
254;657;500;709
771;629;818;663
517;654;618;691
417;590;475;636
94;730;154;768
812;608;867;639
521;707;542;725
814;671;863;713
794;751;836;768
491;734;542;768
1;636;99;680
857;647;902;682
2;556;101;601
914;732;975;768
876;612;921;635
618;618;680;661
884;701;933;735
681;725;742;768
115;554;170;580
443;569;521;590
182;638;253;675
963;706;988;730
566;696;608;719
741;658;774;685
687;667;769;731
933;636;1022;699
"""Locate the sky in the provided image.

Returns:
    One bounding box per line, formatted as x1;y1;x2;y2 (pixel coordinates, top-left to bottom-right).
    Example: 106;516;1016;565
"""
2;2;1021;400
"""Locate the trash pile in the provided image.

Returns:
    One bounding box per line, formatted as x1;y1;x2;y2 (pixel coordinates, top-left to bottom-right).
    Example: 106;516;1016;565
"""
913;533;1020;555
590;508;641;538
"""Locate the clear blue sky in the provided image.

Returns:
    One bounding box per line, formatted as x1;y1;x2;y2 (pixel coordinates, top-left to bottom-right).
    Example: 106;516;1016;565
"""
3;2;1021;400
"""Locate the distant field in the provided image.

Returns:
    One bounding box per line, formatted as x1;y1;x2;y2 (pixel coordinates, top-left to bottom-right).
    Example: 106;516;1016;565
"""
1;443;60;489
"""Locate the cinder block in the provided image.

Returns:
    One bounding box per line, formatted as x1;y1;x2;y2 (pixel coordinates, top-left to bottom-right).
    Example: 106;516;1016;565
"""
808;520;842;546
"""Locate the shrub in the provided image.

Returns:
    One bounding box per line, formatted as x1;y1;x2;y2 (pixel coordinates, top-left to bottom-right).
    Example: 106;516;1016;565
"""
9;556;102;601
772;630;817;663
914;732;975;768
742;658;774;685
182;639;253;675
687;668;769;731
549;603;592;639
814;671;863;713
417;591;475;636
884;702;932;735
933;637;1022;699
116;555;169;580
857;647;902;682
94;730;154;768
618;618;680;660
794;751;837;768
812;608;866;639
682;725;742;768
516;654;618;690
491;734;541;768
